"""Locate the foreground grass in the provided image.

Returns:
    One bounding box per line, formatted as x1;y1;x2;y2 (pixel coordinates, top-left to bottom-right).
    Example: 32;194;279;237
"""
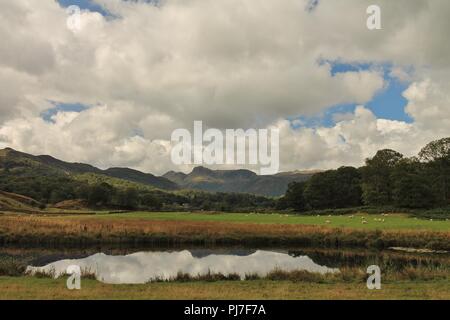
0;276;448;300
0;213;449;249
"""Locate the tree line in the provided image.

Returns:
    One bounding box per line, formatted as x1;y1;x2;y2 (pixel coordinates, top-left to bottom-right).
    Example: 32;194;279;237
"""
0;167;275;211
73;183;273;211
278;137;450;211
2;136;449;213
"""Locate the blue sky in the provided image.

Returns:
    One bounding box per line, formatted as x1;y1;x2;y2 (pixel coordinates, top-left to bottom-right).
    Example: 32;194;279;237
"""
57;0;109;15
57;0;159;14
41;102;90;122
46;64;412;128
55;0;412;129
6;0;450;174
330;62;411;122
291;62;412;128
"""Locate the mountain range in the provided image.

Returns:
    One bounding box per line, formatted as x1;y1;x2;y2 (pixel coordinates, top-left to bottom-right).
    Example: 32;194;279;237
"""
163;166;315;196
0;147;177;190
0;147;316;197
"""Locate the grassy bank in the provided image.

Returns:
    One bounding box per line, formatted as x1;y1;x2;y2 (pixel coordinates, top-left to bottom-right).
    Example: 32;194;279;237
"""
0;213;449;249
0;276;448;300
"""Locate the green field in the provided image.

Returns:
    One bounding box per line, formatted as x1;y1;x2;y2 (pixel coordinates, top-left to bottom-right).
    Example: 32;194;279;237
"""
86;212;450;231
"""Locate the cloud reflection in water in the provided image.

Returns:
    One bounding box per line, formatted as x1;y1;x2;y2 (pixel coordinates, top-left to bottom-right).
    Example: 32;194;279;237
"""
26;250;339;284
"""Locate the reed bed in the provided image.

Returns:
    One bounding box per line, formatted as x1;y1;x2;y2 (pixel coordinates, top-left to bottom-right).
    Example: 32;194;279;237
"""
4;264;447;283
0;215;449;249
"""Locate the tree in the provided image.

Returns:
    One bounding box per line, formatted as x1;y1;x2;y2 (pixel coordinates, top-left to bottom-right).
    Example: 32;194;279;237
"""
114;188;139;209
418;137;450;162
361;149;403;206
302;167;362;210
333;166;362;208
88;182;114;206
278;181;307;211
392;158;435;208
49;187;74;204
139;192;162;210
304;171;336;209
419;137;450;205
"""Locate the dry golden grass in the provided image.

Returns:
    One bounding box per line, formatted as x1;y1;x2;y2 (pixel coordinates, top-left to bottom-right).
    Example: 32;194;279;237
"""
0;214;336;235
0;277;449;300
0;214;449;249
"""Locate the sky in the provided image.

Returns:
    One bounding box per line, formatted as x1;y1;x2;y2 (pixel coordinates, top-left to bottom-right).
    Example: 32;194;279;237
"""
0;0;450;175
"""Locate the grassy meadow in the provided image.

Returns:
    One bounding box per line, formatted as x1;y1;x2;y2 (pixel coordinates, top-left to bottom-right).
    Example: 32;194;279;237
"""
95;211;450;231
0;276;448;300
0;211;449;249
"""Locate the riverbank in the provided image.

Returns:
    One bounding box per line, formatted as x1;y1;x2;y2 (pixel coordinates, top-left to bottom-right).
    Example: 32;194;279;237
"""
0;276;448;300
0;213;449;249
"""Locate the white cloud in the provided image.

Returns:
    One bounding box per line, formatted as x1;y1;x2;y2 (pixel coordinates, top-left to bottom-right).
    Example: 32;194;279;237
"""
277;107;414;171
404;79;450;132
0;0;449;174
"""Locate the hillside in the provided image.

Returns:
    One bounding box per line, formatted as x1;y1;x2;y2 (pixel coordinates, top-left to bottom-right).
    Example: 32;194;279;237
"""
0;148;276;211
104;167;177;190
0;190;41;211
0;147;315;198
0;148;177;191
163;166;315;197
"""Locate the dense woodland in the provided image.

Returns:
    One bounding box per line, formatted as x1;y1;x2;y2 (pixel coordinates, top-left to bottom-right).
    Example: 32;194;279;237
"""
0;169;274;212
278;137;450;212
0;172;273;212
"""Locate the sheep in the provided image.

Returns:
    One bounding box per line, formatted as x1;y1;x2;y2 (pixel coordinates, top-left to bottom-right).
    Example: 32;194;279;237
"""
362;220;368;224
325;220;331;224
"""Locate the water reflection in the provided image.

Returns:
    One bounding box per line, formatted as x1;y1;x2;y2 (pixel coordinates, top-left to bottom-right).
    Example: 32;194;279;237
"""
26;250;339;284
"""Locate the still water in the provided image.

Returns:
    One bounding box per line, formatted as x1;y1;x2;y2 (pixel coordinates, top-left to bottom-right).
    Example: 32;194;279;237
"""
25;250;339;284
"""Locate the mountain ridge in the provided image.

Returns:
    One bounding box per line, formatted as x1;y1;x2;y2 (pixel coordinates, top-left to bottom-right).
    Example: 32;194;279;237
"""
163;166;316;196
0;148;316;196
0;147;178;191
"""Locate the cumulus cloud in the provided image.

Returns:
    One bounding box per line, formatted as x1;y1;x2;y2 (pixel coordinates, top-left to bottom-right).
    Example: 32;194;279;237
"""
404;79;450;132
0;0;449;174
277;107;417;171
